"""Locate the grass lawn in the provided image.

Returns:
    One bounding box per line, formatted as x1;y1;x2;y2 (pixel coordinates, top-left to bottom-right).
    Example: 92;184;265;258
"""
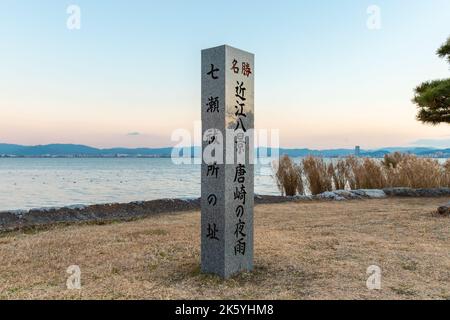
0;198;449;300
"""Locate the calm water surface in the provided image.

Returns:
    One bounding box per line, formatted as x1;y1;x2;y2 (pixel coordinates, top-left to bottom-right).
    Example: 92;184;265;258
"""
2;157;447;211
0;158;279;211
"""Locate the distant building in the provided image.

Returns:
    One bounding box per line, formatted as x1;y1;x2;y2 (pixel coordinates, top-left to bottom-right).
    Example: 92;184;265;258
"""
355;146;361;157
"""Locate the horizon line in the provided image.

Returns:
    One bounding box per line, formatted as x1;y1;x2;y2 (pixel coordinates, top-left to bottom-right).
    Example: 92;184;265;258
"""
0;142;445;151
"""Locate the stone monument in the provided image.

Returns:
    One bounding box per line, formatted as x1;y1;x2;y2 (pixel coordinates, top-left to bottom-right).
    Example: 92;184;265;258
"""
201;45;254;278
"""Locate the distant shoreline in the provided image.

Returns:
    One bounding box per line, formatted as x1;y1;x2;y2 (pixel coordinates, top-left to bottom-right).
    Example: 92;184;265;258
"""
1;143;450;158
1;154;450;159
0;155;174;159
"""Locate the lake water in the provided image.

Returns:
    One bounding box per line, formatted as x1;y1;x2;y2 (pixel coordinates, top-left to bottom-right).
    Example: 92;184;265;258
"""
3;157;447;211
0;158;279;211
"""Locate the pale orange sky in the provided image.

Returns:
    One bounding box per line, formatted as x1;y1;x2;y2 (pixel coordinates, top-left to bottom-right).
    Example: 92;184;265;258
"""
1;1;450;149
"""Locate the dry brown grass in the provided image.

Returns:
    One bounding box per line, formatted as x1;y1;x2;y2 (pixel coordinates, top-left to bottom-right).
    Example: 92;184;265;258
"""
382;152;405;169
302;156;333;195
385;156;443;188
1;198;449;300
274;154;450;195
348;157;387;189
273;155;303;196
331;159;348;190
443;160;450;187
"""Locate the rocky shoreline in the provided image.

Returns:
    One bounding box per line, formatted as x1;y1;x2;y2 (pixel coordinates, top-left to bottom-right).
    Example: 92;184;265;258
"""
1;187;449;232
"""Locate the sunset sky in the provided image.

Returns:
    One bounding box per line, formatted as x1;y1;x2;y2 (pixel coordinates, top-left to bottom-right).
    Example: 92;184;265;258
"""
1;0;450;149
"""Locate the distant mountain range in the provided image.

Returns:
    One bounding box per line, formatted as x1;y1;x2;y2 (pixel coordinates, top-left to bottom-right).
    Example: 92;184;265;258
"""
0;143;449;158
260;147;450;158
0;143;173;157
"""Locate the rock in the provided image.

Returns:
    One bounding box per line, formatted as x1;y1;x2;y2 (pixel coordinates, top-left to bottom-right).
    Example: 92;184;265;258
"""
437;201;450;216
357;189;387;199
255;195;291;204
334;190;363;200
383;188;416;197
416;188;450;197
350;190;366;197
383;188;450;197
66;204;87;210
315;191;346;201
7;209;27;218
293;195;313;201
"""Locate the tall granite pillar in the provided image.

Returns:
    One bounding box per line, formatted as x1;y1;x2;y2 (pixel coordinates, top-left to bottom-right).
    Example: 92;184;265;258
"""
201;45;254;278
